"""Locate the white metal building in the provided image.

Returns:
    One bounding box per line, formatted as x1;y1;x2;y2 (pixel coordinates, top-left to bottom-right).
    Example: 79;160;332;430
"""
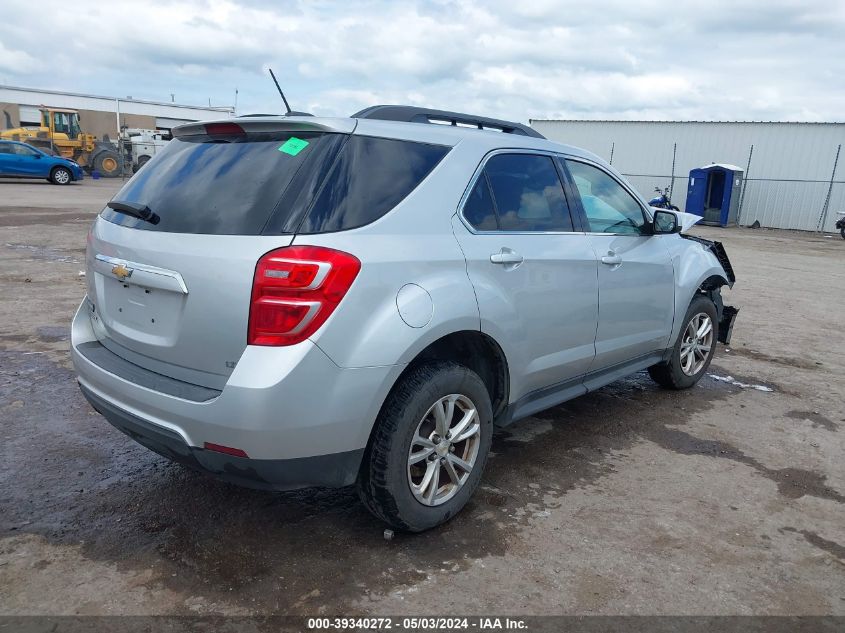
530;120;845;233
1;84;234;140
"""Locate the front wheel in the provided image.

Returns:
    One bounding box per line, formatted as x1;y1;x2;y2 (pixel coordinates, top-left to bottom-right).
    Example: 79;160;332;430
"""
649;295;718;389
93;150;121;177
670;205;680;211
840;226;845;240
357;361;493;532
50;166;72;185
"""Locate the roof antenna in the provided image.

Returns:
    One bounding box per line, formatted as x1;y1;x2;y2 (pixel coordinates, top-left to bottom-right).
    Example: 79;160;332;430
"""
268;68;292;115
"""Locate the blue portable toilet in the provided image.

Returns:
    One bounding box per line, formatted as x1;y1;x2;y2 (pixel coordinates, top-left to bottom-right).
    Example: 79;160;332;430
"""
685;163;744;227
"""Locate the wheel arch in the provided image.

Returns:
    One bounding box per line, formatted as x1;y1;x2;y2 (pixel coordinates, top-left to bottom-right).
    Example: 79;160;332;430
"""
366;330;510;451
49;164;71;182
668;237;733;347
403;330;510;418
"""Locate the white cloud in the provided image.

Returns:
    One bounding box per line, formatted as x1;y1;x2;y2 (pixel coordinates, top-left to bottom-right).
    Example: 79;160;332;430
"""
0;0;843;122
0;42;45;74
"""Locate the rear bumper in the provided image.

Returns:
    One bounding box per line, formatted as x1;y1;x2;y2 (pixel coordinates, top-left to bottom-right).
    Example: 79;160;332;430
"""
80;383;363;490
71;299;404;488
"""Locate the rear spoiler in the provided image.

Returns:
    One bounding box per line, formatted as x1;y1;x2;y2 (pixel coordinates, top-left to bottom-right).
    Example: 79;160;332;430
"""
172;117;357;138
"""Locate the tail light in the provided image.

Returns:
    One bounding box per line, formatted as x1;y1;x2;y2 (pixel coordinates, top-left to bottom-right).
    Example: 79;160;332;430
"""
248;246;361;346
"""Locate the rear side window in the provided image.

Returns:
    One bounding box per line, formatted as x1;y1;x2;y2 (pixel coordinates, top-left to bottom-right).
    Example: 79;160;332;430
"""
463;177;498;231
102;132;336;235
297;136;449;234
480;154;574;232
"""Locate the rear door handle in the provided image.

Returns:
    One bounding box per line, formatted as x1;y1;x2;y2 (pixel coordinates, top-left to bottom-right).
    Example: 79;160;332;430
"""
490;249;524;265
601;253;622;266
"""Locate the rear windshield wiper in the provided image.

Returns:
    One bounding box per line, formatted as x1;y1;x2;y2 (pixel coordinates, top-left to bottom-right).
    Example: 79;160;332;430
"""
107;201;160;225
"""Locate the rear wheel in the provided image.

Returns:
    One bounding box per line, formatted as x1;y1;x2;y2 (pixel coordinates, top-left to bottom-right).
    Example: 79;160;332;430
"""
93;150;121;177
50;166;72;185
649;295;718;389
840;227;845;240
357;361;493;532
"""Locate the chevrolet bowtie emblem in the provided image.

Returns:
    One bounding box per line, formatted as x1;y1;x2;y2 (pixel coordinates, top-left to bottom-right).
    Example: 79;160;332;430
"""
111;263;133;281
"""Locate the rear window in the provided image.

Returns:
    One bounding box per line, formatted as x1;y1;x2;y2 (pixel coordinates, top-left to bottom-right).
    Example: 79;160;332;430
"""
295;136;449;234
102;132;338;235
103;133;449;235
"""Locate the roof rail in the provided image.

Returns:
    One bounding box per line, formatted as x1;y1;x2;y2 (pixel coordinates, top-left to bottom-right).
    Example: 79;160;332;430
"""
352;105;545;139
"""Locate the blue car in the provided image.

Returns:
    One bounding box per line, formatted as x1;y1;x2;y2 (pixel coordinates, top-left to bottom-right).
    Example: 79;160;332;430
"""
0;140;84;185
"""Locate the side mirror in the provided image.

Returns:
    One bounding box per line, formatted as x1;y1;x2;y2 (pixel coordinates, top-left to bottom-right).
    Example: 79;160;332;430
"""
652;209;680;234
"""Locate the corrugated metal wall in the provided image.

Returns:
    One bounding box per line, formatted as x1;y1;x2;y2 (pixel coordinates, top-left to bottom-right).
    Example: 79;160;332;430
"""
530;120;845;232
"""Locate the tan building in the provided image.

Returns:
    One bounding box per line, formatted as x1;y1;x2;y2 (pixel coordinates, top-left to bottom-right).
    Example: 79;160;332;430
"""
1;84;234;141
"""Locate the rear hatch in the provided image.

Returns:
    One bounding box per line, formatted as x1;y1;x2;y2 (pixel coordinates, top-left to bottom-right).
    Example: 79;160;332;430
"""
85;118;354;389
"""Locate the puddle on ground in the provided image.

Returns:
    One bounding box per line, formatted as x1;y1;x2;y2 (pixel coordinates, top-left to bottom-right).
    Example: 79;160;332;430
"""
785;409;839;432
36;326;70;342
4;242;83;264
779;527;845;560
647;426;844;504
726;346;820;371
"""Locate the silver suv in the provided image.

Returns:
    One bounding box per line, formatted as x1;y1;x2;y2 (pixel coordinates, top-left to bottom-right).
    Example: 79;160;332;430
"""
71;106;737;532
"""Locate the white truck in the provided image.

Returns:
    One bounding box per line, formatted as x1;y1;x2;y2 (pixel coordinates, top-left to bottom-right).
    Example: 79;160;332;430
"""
120;128;170;173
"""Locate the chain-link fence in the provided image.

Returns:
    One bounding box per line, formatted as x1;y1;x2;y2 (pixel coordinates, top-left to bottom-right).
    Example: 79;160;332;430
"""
612;143;843;233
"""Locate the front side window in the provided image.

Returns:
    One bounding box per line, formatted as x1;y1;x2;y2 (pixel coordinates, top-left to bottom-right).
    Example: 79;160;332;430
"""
12;144;38;157
69;115;81;139
483;153;573;232
53;112;70;134
565;160;646;234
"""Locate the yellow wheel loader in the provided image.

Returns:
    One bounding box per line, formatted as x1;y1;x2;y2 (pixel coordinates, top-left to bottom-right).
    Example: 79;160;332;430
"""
1;107;122;177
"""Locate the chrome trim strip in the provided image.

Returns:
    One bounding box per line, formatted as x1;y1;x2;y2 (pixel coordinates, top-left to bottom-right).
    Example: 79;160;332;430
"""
95;254;189;294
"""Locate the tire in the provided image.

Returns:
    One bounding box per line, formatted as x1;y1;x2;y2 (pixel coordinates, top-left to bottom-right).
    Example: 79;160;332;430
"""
649;295;718;389
840;226;845;240
93;150;121;177
357;361;493;532
670;205;680;211
50;166;72;185
136;155;151;171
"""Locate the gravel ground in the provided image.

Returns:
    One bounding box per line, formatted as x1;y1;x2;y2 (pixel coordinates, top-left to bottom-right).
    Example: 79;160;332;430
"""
0;177;843;616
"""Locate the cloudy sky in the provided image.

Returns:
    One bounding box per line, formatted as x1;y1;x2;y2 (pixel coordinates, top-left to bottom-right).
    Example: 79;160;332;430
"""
1;0;843;123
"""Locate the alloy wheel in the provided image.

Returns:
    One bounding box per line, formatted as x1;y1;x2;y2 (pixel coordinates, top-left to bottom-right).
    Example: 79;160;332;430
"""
407;394;481;506
680;312;714;376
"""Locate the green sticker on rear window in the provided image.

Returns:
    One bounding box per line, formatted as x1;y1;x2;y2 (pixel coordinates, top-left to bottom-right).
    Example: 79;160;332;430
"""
278;137;309;156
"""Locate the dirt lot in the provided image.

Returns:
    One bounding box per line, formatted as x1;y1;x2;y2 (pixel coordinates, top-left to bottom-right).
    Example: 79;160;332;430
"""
1;177;843;616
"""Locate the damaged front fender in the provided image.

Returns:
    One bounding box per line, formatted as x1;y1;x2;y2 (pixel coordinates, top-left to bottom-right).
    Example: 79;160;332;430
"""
666;233;739;346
